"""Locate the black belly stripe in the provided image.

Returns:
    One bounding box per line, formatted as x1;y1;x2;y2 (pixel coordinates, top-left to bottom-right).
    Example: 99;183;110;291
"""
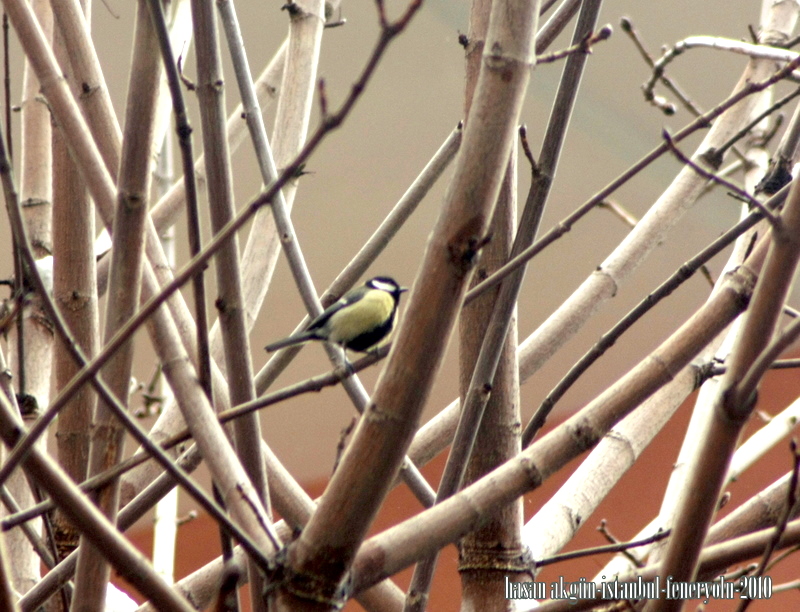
342;317;394;352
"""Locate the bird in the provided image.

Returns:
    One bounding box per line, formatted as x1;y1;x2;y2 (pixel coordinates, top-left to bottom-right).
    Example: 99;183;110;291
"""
265;276;407;353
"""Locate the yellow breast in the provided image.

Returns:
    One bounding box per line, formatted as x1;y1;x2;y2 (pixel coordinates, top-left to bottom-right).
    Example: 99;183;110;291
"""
326;290;395;344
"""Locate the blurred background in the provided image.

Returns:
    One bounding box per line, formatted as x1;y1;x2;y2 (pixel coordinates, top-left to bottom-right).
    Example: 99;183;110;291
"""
2;0;799;609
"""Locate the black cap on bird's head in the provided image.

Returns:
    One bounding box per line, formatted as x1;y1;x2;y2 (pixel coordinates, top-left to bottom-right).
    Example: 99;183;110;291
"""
366;276;408;296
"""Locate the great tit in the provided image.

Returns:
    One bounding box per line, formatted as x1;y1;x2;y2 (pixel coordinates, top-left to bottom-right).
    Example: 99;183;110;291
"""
265;276;407;353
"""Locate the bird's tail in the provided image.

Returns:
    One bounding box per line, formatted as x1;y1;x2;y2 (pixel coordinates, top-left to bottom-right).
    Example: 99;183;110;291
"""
264;330;318;352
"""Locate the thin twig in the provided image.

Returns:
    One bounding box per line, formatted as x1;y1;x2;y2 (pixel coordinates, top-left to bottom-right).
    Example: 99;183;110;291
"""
535;529;671;569
522;183;789;445
466;54;800;304
14;444;203;610
644;36;800;112
71;8;164;604
738;317;800;420
662;128;780;227
535;24;611;64
652;115;800;605
254;123;461;394
190;12;273;606
223;0;436;514
9;45;430;506
0;484;55;569
5;0;284;575
405;2;597;604
3;11;11;162
14;0;428;455
771;577;800;594
760;357;799;370
620;16;702;118
285;0;527;603
145;0;211;401
598;199;638;228
735;441;800;612
531;522;800;612
535;0;582;54
0;90;274;584
703;86;800;168
350;273;779;591
0;83;196;612
2;346;390;531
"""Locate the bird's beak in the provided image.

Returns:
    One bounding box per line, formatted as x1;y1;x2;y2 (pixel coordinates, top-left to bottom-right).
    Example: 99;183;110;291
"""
400;287;409;293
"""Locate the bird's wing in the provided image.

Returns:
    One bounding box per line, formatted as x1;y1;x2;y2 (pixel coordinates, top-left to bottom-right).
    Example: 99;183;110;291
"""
306;288;365;331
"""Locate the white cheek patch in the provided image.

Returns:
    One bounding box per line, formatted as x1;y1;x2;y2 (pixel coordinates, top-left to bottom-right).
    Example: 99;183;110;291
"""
370;280;397;293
